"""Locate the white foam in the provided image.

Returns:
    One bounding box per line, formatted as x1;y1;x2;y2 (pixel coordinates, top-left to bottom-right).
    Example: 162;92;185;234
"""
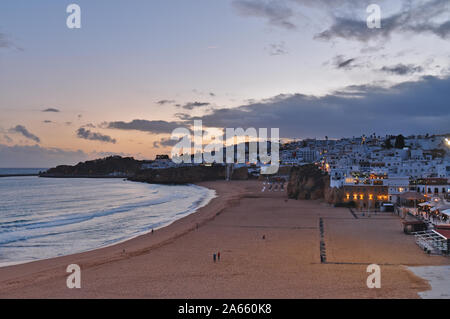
0;178;216;267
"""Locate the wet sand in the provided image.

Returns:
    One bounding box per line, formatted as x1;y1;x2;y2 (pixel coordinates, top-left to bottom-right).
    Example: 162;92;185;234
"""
0;180;448;298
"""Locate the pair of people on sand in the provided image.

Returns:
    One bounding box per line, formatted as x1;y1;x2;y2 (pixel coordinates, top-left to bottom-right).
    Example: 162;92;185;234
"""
213;251;221;262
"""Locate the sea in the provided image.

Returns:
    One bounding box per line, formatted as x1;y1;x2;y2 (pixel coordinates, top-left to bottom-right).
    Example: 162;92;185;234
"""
0;168;47;175
0;174;216;267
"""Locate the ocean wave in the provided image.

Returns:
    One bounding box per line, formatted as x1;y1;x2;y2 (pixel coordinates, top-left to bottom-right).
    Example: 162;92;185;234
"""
0;195;182;234
0;177;215;265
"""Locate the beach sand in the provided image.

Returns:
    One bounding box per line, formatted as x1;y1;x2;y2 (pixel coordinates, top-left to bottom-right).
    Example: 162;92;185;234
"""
0;180;448;299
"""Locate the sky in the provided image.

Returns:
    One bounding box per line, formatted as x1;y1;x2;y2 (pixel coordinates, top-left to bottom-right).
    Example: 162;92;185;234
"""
0;0;449;167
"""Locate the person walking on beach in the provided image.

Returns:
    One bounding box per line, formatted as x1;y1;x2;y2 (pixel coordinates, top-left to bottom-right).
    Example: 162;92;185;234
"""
218;251;221;261
213;253;216;263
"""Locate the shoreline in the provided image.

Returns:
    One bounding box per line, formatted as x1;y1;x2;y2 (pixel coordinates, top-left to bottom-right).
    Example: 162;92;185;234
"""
0;180;251;297
0;182;218;269
0;180;448;298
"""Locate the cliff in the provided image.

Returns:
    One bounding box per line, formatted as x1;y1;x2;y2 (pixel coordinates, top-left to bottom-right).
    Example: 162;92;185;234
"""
40;156;249;183
287;164;329;200
40;156;143;177
324;187;346;205
130;165;248;184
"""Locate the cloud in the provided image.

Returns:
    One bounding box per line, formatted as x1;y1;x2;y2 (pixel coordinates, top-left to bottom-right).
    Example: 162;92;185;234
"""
107;119;184;134
267;42;288;56
179;102;211;110
231;0;450;41
327;55;372;70
332;55;357;69
0;144;90;168
3;135;12;143
42;108;60;113
0;31;22;50
180;76;450;138
232;0;296;30
316;0;450;42
81;123;96;128
380;64;424;75
0;32;12;49
76;128;117;144
152;137;181;149
174;113;192;121
43;120;53;124
156;99;176;105
9;125;41;143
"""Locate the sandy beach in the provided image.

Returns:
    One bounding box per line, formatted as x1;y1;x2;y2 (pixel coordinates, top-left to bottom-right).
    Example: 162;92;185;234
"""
0;180;449;299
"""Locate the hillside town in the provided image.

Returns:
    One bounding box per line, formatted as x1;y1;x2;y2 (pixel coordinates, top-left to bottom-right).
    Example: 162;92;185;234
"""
144;134;449;208
281;133;450;255
41;133;450;255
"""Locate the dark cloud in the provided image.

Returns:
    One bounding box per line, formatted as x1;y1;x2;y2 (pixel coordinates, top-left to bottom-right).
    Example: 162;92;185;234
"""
156;100;176;105
107;119;184;134
9;125;41;143
336;58;355;69
231;0;449;40
232;0;296;30
316;0;450;42
3;135;12;143
0;32;12;49
42;108;60;113
43;120;53;124
267;42;288;56
180;76;450;138
331;55;358;70
380;64;423;75
327;55;373;70
179;102;210;110
76;128;116;144
82;123;96;128
152;137;181;149
209;92;216;97
174;113;192;121
0;31;22;50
